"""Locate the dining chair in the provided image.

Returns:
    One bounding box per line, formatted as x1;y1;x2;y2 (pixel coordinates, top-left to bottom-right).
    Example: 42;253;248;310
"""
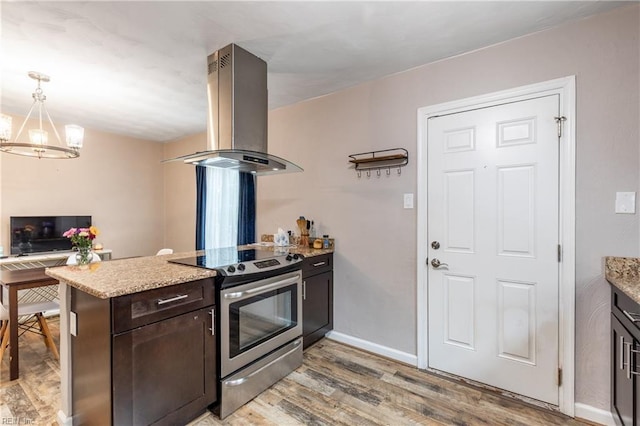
0;299;60;361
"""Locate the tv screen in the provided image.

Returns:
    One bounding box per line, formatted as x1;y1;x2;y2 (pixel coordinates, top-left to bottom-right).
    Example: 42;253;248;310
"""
10;216;92;255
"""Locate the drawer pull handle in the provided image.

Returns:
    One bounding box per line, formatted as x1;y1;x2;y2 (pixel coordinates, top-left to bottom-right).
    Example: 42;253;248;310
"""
313;261;326;267
157;294;188;305
623;310;640;323
621;336;626;370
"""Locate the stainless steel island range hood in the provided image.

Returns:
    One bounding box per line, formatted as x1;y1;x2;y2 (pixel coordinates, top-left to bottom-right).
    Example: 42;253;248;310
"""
169;44;302;175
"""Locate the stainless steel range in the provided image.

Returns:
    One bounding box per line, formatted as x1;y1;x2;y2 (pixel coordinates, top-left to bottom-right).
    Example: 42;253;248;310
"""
170;247;303;419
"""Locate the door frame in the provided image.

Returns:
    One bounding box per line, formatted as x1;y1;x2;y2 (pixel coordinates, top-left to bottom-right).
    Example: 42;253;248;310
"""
416;76;576;416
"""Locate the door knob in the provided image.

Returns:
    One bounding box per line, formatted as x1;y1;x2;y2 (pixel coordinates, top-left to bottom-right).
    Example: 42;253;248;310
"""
431;241;440;250
431;258;449;269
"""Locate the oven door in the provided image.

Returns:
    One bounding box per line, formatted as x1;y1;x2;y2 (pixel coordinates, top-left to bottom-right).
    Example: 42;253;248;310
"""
220;269;302;377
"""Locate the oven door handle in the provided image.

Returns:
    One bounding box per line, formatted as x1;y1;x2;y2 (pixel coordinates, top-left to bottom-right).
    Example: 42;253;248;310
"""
223;274;301;299
223;339;302;387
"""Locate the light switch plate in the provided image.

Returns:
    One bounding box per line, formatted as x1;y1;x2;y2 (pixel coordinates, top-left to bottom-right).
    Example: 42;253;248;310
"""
70;311;77;336
404;193;414;209
615;192;636;214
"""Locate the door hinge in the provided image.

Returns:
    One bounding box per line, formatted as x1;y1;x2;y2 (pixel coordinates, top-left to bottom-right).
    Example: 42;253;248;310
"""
558;367;563;386
557;244;562;262
554;116;567;138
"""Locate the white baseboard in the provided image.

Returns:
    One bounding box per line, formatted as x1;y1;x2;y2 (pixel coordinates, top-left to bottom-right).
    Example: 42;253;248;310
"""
574;403;615;425
326;331;418;366
57;409;73;426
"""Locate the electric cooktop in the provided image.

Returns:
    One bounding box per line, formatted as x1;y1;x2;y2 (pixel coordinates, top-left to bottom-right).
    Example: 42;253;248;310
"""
169;247;303;285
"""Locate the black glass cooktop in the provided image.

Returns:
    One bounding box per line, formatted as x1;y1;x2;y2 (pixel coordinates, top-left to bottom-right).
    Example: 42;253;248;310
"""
169;247;278;270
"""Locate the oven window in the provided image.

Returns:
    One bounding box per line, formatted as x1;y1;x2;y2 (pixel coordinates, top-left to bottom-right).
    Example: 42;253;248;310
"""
229;284;298;357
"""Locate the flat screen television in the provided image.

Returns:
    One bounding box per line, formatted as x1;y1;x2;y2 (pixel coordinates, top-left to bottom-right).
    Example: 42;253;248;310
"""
10;216;92;255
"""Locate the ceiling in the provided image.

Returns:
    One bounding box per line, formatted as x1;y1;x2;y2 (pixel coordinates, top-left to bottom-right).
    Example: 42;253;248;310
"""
0;1;628;143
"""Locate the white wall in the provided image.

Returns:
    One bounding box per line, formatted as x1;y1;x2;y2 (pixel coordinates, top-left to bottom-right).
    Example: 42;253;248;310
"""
162;133;205;253
254;4;639;411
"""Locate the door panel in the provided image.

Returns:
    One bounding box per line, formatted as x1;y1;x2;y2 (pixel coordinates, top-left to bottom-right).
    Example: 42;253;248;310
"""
427;95;560;405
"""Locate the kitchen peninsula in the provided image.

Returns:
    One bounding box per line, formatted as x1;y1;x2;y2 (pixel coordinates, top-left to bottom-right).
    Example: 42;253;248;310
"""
45;246;333;425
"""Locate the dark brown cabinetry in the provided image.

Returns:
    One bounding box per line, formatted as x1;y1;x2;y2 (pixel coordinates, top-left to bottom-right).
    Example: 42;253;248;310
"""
611;286;640;426
302;253;333;349
71;278;216;426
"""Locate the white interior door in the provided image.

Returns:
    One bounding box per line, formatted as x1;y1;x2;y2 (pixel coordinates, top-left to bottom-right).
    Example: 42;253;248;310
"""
427;95;560;405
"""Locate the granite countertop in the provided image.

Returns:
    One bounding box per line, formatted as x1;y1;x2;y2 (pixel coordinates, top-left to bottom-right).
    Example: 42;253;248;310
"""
45;251;217;299
245;243;334;257
605;256;640;304
46;246;333;299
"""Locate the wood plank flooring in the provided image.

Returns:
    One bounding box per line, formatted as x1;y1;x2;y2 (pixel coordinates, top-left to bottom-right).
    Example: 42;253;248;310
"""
1;317;587;425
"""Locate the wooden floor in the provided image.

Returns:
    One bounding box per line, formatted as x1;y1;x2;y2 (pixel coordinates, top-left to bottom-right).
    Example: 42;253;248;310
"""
1;316;586;425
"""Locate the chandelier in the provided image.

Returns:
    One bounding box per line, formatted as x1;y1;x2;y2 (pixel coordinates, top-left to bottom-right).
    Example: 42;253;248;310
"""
0;71;84;159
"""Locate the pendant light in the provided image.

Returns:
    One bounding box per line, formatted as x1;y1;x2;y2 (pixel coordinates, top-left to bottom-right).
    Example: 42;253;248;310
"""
0;72;84;159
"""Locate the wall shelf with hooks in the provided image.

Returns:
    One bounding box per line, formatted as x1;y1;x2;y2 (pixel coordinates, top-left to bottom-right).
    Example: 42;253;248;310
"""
348;148;408;178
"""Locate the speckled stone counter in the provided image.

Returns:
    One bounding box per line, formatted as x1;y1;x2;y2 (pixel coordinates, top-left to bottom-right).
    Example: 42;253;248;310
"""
245;243;334;258
45;251;217;299
605;256;640;304
45;246;333;299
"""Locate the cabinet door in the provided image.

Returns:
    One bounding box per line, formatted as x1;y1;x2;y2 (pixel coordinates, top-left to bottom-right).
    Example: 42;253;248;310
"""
303;271;333;349
612;314;634;426
113;307;217;426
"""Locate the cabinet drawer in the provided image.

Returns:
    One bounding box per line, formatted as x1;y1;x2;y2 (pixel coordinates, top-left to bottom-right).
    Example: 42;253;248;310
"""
112;278;215;333
302;254;333;277
613;287;640;339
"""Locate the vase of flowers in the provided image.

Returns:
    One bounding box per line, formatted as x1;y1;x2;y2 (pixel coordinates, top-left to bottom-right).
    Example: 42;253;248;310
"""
63;226;100;265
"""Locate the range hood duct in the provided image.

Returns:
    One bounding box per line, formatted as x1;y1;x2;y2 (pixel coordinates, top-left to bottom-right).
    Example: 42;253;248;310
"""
168;44;302;175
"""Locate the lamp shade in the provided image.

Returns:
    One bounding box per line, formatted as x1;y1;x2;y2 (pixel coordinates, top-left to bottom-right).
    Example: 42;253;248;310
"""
29;129;48;146
65;124;84;148
0;114;11;141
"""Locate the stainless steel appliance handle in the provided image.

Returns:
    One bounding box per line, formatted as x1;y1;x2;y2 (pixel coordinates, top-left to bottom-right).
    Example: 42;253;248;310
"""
620;336;626;370
623;309;640;323
157;294;188;305
303;281;306;300
631;344;640;377
223;339;302;387
223;275;301;299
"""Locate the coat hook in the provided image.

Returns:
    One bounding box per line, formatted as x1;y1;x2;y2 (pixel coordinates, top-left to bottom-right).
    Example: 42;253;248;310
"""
376;169;381;177
397;167;402;175
357;170;361;178
366;170;371;178
386;167;391;176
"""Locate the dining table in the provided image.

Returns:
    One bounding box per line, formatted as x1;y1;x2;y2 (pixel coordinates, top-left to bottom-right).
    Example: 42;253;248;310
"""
0;268;59;381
